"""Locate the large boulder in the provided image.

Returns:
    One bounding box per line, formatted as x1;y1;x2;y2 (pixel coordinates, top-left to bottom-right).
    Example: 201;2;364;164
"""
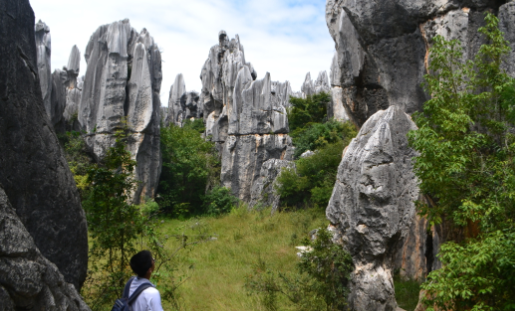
326;106;419;310
0;0;88;290
79;21;162;203
0;188;90;311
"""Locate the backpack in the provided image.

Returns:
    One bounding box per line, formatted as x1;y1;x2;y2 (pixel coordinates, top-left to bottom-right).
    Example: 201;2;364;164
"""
111;276;155;311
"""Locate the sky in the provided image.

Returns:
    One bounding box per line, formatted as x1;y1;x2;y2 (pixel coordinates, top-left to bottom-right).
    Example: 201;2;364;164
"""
30;0;335;105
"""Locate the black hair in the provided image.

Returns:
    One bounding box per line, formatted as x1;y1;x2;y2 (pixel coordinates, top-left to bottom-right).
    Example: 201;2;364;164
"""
130;250;153;277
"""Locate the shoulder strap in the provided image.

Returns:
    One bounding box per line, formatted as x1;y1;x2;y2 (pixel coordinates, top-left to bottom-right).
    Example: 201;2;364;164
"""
127;282;155;305
122;276;136;299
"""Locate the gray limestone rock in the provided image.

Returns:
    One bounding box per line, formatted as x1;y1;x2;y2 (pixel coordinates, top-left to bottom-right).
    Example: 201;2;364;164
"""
167;74;187;126
249;159;295;212
63;47;83;131
79;20;162;203
326;106;419;310
35;20;52;118
0;188;90;311
301;72;315;97
221;134;294;202
325;0;503;128
0;0;88;289
499;2;515;78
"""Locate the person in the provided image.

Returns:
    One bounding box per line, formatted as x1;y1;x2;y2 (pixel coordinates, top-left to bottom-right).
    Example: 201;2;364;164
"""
127;250;164;311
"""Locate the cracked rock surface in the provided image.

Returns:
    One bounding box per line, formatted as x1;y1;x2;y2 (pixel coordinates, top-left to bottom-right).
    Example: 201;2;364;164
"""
1;0;88;291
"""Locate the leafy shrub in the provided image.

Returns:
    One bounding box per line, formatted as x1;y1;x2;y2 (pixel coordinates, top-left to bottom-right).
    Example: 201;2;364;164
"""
57;131;94;197
276;127;356;208
158;123;220;216
204;186;238;216
408;13;515;310
290;120;356;159
288;92;330;132
245;228;353;311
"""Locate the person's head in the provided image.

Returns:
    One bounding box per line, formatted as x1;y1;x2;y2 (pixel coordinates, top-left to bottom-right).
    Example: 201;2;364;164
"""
130;250;155;278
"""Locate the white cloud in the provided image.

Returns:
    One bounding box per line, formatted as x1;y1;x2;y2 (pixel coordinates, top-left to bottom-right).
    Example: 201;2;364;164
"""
29;0;335;105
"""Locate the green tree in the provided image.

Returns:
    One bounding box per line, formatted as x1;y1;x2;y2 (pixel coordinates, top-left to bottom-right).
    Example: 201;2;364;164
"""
288;92;330;133
158;122;220;216
82;128;146;307
408;13;515;310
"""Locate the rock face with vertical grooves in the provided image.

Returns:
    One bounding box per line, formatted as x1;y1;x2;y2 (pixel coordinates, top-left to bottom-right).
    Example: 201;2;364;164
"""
35;20;52;118
164;74;202;127
0;0;88;292
500;1;515;78
326;106;419;311
79;21;162;203
201;31;294;202
63;46;83;131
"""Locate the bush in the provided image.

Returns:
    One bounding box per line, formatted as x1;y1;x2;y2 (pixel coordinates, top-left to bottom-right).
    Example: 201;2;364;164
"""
276;124;356;208
204;186;238;216
290;120;355;159
408;13;515;310
57;131;94;197
288;92;330;133
245;228;353;311
158;123;220;216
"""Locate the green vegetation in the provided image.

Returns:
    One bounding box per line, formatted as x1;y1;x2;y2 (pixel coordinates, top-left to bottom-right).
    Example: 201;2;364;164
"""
276;93;357;208
158;119;220;216
246;228;353;311
394;277;421;311
409;13;515;310
57;131;93;197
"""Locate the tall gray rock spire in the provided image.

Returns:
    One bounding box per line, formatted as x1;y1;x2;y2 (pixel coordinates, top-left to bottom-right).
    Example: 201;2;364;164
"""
200;31;294;203
63;45;83;130
79;20;162;203
35;20;52;117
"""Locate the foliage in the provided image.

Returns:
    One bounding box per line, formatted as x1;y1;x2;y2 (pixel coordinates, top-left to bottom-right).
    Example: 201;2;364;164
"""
290;120;356;159
204;186;239;216
276;127;355;208
158;123;220;216
288;92;330;133
245;228;353;311
81;128;145;308
408;13;515;310
57;131;94;197
183;118;206;133
394;276;421;311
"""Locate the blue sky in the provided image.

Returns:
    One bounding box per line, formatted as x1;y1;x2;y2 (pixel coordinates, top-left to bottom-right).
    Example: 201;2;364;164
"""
29;0;335;105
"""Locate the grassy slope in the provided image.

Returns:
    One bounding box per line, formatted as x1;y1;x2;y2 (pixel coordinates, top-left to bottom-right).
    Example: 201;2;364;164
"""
157;206;328;311
153;206;421;311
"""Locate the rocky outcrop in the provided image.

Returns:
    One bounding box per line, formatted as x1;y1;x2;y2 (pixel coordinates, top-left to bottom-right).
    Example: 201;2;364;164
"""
1;0;88;291
164;74;202;127
201;31;294;202
325;0;505;128
63;46;83;131
79;20;162;203
249;159;295;211
326;106;419;310
35;20;52;118
0;188;90;311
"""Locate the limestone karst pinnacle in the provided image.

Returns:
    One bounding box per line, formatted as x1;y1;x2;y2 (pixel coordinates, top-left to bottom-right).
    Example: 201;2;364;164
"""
79;19;162;203
200;30;294;203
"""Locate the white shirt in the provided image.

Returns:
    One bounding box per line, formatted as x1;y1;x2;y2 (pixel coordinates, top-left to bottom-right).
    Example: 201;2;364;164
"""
129;277;164;311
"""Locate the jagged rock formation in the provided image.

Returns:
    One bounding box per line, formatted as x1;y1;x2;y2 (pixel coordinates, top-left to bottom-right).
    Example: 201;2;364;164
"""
79;20;162;203
63;45;83;131
249;158;295;211
35;20;52;118
201;31;294;202
164;74;202;127
0;188;90;311
326;106;419;310
0;0;89;294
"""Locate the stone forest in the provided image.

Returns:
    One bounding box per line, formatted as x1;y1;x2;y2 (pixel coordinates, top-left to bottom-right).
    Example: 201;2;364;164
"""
1;0;515;310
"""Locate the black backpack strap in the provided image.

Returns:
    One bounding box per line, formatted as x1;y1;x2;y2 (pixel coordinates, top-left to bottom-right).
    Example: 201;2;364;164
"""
127;282;155;305
122;276;136;299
